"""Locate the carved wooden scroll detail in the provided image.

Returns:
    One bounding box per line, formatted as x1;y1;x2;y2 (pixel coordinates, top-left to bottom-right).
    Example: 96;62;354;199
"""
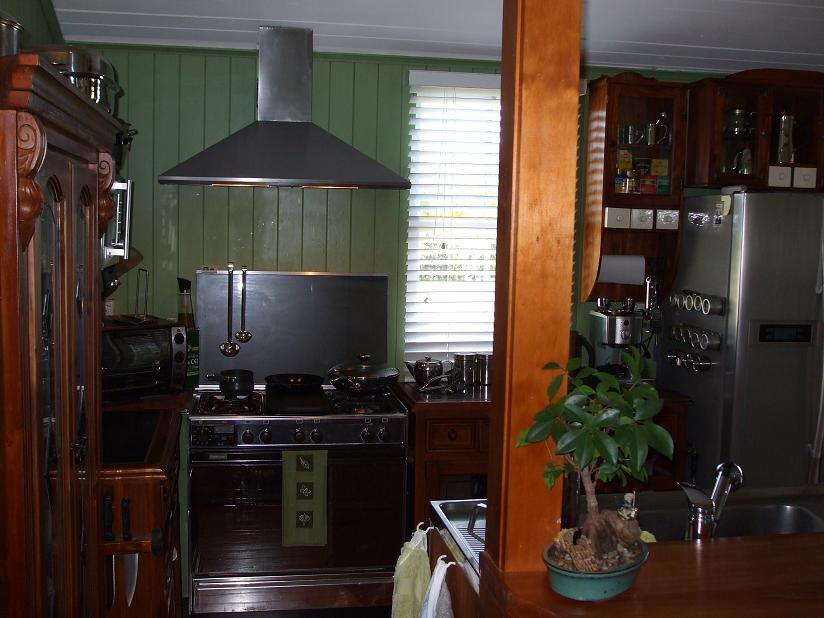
97;152;115;238
16;112;47;248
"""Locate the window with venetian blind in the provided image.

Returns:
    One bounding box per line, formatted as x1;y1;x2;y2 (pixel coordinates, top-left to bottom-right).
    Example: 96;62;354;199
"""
404;71;502;362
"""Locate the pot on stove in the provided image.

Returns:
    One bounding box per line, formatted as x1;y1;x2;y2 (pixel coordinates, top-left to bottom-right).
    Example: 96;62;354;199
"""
217;369;254;399
265;373;323;392
328;353;399;395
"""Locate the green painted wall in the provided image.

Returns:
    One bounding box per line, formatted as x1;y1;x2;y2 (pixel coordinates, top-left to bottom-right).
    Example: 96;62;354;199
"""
94;44;499;368
0;0;62;45
93;41;711;368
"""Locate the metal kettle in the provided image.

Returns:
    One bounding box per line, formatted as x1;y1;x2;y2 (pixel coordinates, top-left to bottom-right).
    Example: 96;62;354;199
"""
404;356;449;387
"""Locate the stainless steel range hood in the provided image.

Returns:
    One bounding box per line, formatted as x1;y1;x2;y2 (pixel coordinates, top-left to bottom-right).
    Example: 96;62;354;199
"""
158;27;410;190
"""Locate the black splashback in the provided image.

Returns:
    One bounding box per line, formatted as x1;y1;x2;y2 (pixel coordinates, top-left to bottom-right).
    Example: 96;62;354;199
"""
196;270;388;386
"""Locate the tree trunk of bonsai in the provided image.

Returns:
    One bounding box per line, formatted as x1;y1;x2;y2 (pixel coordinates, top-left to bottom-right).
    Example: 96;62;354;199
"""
580;463;599;517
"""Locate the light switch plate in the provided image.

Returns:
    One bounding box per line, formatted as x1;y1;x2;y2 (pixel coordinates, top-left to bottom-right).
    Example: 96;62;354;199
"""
768;165;792;187
604;207;631;229
656;209;679;230
793;167;817;189
630;208;654;229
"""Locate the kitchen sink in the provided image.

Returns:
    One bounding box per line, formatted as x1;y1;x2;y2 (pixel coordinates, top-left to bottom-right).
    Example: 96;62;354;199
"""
584;486;824;542
429;499;486;573
638;503;824;541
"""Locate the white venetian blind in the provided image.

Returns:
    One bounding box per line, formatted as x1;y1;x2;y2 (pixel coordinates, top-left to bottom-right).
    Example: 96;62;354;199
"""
404;71;501;361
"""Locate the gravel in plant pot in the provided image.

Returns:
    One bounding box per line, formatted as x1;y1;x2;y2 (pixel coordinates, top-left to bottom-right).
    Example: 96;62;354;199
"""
517;347;673;600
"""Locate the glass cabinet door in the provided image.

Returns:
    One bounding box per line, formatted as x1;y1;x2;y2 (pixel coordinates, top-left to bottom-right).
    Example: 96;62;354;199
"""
613;93;675;198
717;84;765;182
72;180;91;616
28;194;60;617
771;86;823;169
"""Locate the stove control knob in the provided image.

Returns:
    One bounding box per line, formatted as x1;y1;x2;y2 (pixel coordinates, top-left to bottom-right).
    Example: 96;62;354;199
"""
377;427;390;442
361;428;375;443
259;428;272;444
310;428;323;443
293;428;306;443
241;430;254;444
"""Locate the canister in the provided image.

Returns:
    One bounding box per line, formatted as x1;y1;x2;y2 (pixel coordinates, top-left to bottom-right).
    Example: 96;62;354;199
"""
476;354;493;386
0;10;22;57
454;353;477;386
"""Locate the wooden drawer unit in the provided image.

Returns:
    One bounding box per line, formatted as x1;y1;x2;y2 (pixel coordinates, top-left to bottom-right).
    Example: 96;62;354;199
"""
394;383;493;524
427;420;479;451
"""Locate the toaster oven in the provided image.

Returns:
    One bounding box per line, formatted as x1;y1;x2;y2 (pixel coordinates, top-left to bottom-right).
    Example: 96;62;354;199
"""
102;316;187;400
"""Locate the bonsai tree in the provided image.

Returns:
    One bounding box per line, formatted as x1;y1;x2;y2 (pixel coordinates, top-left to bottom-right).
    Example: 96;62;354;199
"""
516;347;674;571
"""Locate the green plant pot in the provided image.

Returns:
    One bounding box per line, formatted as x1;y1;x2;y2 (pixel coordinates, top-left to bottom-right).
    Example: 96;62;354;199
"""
542;540;649;601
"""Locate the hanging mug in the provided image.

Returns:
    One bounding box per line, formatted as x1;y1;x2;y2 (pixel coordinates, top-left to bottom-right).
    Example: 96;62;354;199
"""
645;122;669;146
732;147;753;175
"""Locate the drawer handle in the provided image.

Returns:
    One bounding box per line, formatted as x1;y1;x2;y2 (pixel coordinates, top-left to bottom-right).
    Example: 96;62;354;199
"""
447;428;458;441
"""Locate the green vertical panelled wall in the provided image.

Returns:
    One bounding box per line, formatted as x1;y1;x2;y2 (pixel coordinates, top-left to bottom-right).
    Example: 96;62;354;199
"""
94;44;499;368
0;0;62;45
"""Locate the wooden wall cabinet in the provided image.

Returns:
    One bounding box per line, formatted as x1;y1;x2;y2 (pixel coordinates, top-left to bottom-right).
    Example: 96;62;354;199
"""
394;384;492;525
687;69;824;191
581;72;687;302
0;54;120;617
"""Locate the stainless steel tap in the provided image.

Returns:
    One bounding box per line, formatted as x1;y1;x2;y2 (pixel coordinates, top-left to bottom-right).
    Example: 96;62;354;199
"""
677;462;744;540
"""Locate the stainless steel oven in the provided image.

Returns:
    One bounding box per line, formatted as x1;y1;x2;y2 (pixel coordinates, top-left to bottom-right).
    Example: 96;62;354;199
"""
187;390;408;614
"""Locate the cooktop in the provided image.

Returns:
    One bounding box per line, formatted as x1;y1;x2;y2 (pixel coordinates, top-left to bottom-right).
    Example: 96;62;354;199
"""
193;387;406;418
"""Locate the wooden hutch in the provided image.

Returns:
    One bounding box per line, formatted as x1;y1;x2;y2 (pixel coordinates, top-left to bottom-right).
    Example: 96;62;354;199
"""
0;53;118;616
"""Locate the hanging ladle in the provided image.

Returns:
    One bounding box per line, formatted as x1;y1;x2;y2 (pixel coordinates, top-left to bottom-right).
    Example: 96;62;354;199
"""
235;265;252;343
219;263;241;357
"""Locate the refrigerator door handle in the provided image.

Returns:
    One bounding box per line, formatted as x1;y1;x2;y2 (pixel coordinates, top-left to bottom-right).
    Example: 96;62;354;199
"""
808;224;824;483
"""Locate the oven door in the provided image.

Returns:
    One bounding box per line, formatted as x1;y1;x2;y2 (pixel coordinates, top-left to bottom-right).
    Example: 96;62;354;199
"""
189;444;406;611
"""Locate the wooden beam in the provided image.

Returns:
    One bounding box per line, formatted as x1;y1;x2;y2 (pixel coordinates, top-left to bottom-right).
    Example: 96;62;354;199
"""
485;0;582;574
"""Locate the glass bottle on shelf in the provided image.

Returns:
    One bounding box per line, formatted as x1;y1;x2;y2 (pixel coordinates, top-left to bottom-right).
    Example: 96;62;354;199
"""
178;277;199;388
177;277;195;327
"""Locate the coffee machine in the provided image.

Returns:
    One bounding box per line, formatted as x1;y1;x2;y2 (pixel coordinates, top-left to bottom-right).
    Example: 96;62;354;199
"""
579;277;660;381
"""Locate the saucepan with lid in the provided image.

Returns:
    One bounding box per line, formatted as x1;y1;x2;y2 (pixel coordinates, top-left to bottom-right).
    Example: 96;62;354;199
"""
328;353;399;395
29;45;122;114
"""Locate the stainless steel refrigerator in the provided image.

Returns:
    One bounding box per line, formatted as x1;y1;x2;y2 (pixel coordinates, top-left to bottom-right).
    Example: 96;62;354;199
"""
659;192;824;488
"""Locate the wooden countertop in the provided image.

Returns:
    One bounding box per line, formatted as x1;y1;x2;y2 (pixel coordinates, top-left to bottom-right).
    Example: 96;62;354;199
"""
481;533;824;616
103;390;191;413
394;382;493;416
100;391;187;478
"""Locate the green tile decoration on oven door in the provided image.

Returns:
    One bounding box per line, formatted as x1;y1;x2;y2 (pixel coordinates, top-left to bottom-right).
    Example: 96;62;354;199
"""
282;450;328;547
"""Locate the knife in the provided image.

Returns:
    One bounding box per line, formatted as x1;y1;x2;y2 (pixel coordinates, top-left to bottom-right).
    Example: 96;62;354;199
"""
122;497;139;608
103;496;116;610
101;246;144;299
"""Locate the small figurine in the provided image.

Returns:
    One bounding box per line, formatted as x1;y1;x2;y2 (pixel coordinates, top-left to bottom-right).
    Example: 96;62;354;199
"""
617;491;638;520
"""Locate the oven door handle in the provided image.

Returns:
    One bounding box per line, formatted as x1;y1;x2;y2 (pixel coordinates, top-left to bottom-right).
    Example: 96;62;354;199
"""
103;364;162;378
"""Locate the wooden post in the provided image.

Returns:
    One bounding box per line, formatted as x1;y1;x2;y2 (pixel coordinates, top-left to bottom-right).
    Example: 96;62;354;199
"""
485;0;582;577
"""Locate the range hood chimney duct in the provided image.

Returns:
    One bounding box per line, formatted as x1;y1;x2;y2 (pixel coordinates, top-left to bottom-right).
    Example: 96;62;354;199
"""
158;26;410;190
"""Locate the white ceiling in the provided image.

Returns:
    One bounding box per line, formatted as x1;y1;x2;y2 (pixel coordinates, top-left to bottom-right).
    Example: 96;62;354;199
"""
52;0;824;74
